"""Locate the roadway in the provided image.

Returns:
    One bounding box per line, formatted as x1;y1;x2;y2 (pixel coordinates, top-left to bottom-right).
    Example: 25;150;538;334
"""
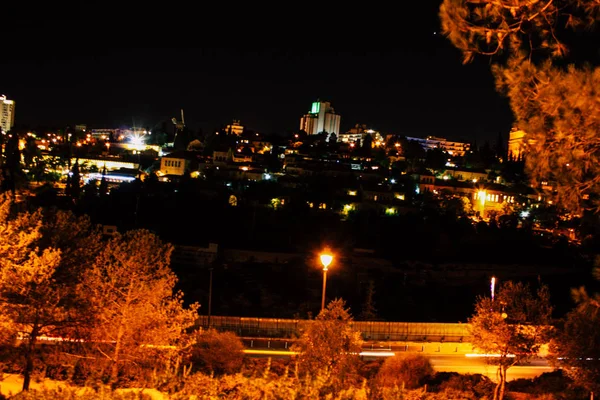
242;341;554;382
428;354;553;381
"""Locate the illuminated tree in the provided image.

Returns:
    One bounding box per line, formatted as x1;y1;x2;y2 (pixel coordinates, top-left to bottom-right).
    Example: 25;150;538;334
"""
0;195;65;391
469;281;553;400
292;299;363;394
552;266;600;393
440;0;600;214
81;229;198;384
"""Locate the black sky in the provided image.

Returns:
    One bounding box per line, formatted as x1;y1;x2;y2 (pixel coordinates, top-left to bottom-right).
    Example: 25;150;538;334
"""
2;2;513;143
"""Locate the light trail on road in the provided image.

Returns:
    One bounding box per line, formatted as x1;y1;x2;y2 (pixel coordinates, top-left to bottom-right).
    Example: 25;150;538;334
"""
244;349;555;381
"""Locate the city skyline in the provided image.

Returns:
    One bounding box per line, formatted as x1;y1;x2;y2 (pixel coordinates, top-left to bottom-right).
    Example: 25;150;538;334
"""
2;2;513;144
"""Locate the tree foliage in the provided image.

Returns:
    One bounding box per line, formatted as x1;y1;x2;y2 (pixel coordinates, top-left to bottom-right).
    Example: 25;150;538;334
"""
440;0;600;214
0;195;74;391
469;281;553;400
553;301;600;393
292;299;363;393
81;229;198;384
552;265;600;392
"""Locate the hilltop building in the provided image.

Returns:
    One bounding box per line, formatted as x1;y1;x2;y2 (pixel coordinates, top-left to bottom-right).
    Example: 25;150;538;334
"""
0;95;15;133
300;100;341;136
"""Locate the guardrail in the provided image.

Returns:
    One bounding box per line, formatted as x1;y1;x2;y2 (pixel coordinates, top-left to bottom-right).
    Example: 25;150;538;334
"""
198;316;472;343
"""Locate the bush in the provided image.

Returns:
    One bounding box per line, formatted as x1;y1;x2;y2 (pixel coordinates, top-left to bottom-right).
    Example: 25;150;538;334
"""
437;373;494;398
242;358;291;378
9;387;154;399
189;329;244;375
376;354;434;389
506;370;585;398
358;359;384;380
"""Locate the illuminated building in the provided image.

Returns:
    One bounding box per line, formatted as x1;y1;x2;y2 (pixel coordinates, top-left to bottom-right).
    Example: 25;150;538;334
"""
90;128;117;139
508;128;535;160
339;124;384;145
68;157;140;171
405;136;470;157
0;95;15;133
225;119;244;136
160;153;191;176
300;100;341;136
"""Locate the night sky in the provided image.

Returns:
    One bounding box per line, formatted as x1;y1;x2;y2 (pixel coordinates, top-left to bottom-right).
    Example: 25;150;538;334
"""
3;2;513;144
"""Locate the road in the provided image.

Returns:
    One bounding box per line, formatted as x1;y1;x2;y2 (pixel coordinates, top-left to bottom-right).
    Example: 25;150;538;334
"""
427;354;553;381
243;349;554;382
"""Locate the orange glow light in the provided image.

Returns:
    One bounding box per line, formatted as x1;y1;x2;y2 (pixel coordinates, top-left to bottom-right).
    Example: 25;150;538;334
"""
320;253;333;270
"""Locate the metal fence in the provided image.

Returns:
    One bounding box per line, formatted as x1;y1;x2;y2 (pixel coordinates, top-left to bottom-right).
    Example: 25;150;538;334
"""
198;316;471;342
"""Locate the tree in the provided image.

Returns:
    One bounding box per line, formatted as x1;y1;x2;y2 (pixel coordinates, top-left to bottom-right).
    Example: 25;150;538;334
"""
469;281;553;400
0;195;70;391
22;135;45;183
424;148;447;171
81;229;198;385
440;0;600;214
292;299;363;393
69;161;81;201
359;280;378;321
554;300;600;394
552;266;600;393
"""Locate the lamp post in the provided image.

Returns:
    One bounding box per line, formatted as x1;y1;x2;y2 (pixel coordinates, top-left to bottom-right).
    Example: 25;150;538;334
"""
320;252;333;311
491;276;496;301
208;267;213;328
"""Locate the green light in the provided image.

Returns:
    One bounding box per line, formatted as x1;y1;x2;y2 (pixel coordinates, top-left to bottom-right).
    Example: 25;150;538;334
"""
311;102;320;114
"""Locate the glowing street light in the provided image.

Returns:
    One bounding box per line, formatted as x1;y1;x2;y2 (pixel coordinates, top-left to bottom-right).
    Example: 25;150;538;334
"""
320;251;334;311
491;276;496;301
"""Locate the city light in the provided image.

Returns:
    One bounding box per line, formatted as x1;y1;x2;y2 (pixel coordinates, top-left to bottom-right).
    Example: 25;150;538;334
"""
320;253;333;270
478;190;487;206
129;134;144;145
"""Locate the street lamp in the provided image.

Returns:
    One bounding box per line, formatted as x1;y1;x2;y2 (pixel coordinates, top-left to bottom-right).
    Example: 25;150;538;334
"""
207;267;214;328
491;276;496;301
320;251;333;311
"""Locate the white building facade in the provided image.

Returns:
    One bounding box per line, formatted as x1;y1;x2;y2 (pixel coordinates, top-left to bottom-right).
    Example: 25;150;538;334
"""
405;136;471;157
0;95;15;133
300;100;341;135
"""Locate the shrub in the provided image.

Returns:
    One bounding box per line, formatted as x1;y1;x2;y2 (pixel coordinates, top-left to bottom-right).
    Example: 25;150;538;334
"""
438;373;494;398
358;359;384;380
376;354;434;389
507;370;569;394
189;329;244;375
242;358;291;378
9;387;154;399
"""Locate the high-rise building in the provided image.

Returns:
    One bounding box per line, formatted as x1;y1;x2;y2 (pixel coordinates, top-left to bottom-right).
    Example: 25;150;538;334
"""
300;100;341;136
0;95;15;133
